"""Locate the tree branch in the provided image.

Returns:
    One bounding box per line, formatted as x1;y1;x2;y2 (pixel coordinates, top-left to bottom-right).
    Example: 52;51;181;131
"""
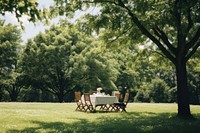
109;25;133;43
83;0;116;4
45;82;57;94
64;87;75;96
186;6;193;34
83;0;177;64
153;26;177;55
173;0;186;50
115;0;176;64
174;0;181;32
151;50;166;59
46;87;57;95
186;28;200;50
185;41;200;62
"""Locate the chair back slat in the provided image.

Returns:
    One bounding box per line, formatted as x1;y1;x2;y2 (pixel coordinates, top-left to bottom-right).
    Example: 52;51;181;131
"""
123;93;129;105
84;93;90;101
83;93;95;112
115;92;120;101
75;92;81;102
84;93;92;105
74;91;84;111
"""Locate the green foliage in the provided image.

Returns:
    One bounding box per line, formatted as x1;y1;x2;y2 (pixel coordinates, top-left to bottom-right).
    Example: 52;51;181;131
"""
0;0;199;106
0;21;21;79
134;78;172;103
0;0;45;23
53;0;200;49
20;23;88;102
0;20;24;101
165;86;177;103
20;21;120;102
81;43;120;91
187;51;200;105
188;70;200;105
149;78;169;103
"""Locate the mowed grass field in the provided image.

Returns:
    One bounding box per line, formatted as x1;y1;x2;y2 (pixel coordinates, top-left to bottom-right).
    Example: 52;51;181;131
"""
0;102;200;133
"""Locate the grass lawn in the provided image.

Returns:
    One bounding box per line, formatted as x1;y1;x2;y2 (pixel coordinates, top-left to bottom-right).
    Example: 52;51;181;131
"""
0;102;200;133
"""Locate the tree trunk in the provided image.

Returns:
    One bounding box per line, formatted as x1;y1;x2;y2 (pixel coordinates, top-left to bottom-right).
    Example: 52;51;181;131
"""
57;92;64;103
175;60;191;118
0;86;3;101
10;89;18;102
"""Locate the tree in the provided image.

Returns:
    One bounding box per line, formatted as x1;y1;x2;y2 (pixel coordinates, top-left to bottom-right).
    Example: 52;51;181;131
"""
0;0;45;100
20;24;86;102
4;72;26;102
54;0;200;118
0;0;43;23
134;78;169;103
0;20;22;101
20;20;121;102
78;41;120;92
21;22;116;102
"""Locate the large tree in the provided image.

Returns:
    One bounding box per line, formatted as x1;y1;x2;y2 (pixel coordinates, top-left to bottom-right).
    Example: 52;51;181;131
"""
0;0;43;100
0;20;21;77
53;0;200;118
0;20;22;101
20;24;86;102
20;22;119;102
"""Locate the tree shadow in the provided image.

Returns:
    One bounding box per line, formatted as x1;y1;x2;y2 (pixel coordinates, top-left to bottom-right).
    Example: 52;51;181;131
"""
7;112;200;133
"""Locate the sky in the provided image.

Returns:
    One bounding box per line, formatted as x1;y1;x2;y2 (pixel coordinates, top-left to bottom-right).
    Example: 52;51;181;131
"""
1;0;54;44
0;0;100;44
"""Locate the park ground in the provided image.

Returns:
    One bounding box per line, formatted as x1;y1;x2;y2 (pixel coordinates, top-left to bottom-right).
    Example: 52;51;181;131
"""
0;102;200;133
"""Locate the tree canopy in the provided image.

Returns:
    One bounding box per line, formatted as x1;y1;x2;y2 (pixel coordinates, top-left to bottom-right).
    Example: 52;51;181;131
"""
0;20;21;85
20;21;120;102
52;0;200;118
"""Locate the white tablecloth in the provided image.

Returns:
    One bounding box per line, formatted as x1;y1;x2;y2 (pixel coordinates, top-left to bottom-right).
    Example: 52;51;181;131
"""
90;95;118;107
81;94;118;107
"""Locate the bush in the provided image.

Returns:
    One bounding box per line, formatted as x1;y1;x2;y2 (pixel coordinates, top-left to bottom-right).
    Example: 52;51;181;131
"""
134;78;170;103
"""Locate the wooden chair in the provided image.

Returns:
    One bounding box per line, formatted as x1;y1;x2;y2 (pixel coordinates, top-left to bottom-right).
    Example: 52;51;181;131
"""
113;92;129;112
74;92;85;111
109;92;121;111
83;93;95;112
98;103;109;111
115;92;121;101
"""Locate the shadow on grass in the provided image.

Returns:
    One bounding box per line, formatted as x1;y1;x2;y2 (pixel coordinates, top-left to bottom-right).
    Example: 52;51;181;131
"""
7;112;200;133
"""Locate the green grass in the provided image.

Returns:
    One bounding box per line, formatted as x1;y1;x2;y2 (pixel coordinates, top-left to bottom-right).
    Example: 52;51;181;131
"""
0;102;200;133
